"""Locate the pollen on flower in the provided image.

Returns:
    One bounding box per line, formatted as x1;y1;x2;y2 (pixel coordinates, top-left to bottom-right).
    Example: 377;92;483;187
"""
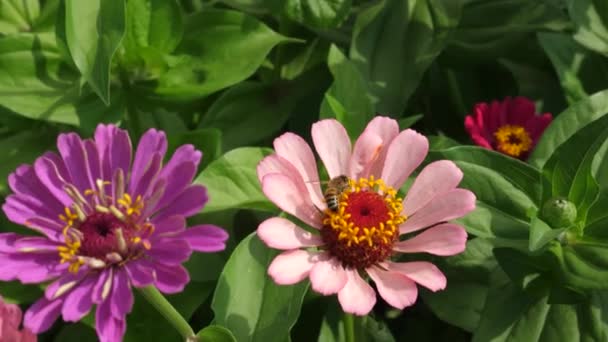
493;124;533;158
56;180;153;273
321;176;406;269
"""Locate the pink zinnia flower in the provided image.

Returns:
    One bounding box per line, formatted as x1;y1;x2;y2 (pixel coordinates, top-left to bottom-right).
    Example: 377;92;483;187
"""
0;296;36;341
256;117;476;315
464;96;552;159
0;125;228;342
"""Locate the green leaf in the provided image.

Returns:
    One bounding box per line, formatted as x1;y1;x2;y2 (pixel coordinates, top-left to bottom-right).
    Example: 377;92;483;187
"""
152;9;292;100
211;233;308;342
267;0;352;28
168;128;222;170
0;33;124;129
280;38;327;80
195;147;275;214
537;32;608;104
0;281;43;304
398;114;423;129
529;216;566;252
64;0;126;104
448;0;569;60
422;238;496;332
124;281;215;341
350;0;462;115
197;325;237;342
566;0;608;57
494;248;549;290
530;89;608;168
0;0;39;34
548;239;608;291
54;323;98;342
319;45;374;139
201;81;297;150
429;146;542;204
124;0;183;55
541;114;608;221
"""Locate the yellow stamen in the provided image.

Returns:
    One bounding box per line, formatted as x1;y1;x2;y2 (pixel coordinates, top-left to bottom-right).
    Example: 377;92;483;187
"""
117;193;144;216
494;124;533;158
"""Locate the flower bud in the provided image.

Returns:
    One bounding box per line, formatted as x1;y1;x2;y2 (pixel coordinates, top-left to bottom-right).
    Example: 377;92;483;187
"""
542;197;577;228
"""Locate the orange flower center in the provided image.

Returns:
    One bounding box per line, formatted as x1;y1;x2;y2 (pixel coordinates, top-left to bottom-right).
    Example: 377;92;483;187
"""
494;124;533;158
320;176;406;269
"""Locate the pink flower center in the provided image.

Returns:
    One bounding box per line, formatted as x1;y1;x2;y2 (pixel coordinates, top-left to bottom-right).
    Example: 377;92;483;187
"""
57;177;155;273
494;124;532;158
321;176;406;269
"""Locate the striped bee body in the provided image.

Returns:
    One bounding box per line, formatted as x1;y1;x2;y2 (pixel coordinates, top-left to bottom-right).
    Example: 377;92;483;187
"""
324;175;350;212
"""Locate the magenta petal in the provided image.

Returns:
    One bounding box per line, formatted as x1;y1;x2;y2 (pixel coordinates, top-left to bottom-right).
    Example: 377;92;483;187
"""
11;253;66;283
178;225;228;252
96;296;126;342
130;129;167;194
3;195;58;226
20;217;63;242
14;237;60;253
154;263;189;294
124;260;155;288
152;162;198;212
152;185;208;222
9;164;64;215
24;297;63;333
130;152;162;199
45;270;86;300
34;156;72;207
110;128;132;177
62;275;96;322
84;139;102;189
57;133;95;192
110;268;133;319
148;238;192;265
0;233;19;252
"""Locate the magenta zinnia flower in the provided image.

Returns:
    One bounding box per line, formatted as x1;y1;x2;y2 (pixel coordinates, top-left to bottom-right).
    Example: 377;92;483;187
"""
1;125;228;342
464;96;552;159
256;117;476;315
0;296;36;342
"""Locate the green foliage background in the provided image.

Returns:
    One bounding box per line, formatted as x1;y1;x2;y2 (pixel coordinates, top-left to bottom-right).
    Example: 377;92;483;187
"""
2;0;608;341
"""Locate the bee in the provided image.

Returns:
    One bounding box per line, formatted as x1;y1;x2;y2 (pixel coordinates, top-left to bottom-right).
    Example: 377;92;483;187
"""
324;175;350;212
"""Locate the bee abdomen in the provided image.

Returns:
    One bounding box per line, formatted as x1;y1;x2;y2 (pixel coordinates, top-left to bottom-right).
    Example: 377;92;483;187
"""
326;196;339;211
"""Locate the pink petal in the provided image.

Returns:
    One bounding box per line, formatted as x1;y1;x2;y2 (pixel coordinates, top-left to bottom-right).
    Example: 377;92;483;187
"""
387;261;447;292
394;223;468;256
267;249;319;285
23;297;63;333
273;133;325;210
257;217;323;250
359;116;400;178
257;155;317;211
366;266;417;310
400;189;476;234
311;119;351;179
349;131;383;180
309;256;347;295
403;160;463;216
261;173;322;229
337;269;376;316
381;129;429;189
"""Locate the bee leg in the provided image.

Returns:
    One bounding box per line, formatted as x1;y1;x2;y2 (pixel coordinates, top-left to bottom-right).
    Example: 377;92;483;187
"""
313;204;324;213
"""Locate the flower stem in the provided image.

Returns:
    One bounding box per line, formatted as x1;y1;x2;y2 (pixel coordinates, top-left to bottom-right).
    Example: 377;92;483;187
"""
138;286;195;340
344;313;356;342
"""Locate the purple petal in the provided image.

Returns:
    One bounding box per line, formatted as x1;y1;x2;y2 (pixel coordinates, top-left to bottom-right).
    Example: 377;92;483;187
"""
147;238;192;265
178;225;228;252
9;164;64;214
110;128;132;178
152;185;207;222
62;275;96;322
130;129;167;195
8;253;66;284
42;151;70;180
131;152;162;199
0;233;19;252
124;259;155;288
57;133;95;193
20;217;63;242
34;156;72;207
14;237;60;253
151;216;185;236
45;270;86;300
94;124;116;181
23;297;63;333
92;268;113;304
110;268;133;319
153;152;199;211
153;263;189;294
95;296;126;342
84;139;102;188
3;195;60;226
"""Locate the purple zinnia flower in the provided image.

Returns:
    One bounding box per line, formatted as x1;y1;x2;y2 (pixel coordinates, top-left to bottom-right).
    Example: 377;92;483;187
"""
0;124;228;342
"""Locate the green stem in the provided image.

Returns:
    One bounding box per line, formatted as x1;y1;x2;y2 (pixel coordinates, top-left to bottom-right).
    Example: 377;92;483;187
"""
138;286;195;341
344;313;356;342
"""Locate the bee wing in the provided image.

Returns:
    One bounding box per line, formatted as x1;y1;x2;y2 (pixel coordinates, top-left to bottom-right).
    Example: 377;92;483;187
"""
304;179;328;185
